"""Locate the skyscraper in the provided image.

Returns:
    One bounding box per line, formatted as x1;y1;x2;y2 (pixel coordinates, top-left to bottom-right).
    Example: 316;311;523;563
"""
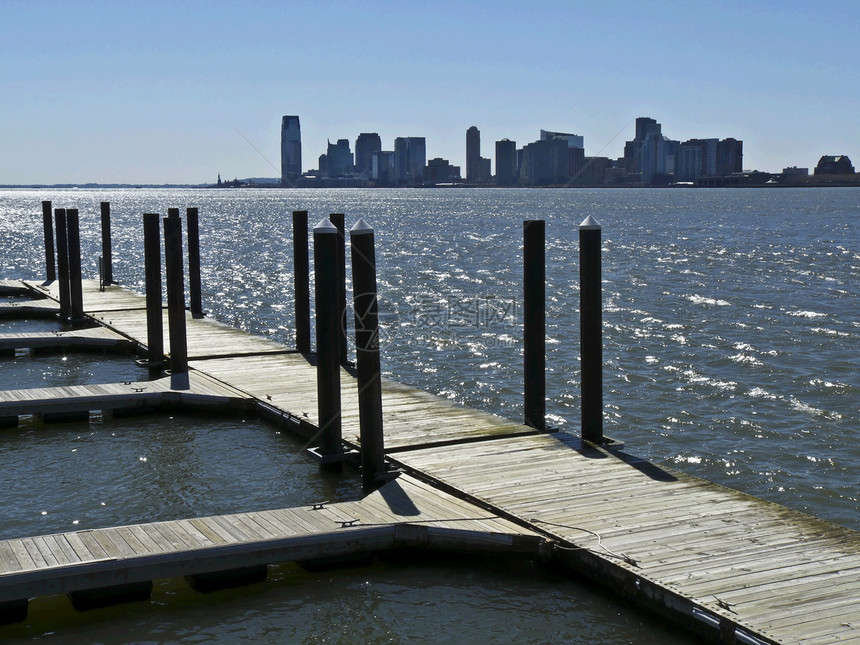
326;139;353;176
355;133;382;177
495;139;517;186
394;137;426;185
466;126;481;181
281;115;302;184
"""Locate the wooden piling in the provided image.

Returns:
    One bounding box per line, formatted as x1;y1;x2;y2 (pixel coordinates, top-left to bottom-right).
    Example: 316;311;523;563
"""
41;201;56;282
579;215;602;444
292;210;311;353
186;207;203;318
54;209;71;320
313;217;342;463
329;213;349;365
143;214;164;372
100;202;113;285
163;214;189;389
523;220;546;430
65;208;85;326
350;218;386;489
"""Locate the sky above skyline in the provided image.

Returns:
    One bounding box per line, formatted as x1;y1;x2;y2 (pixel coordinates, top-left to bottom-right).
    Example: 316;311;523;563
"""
3;0;858;184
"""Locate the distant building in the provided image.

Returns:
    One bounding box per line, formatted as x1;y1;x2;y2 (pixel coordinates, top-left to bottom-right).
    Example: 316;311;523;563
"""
717;138;743;174
280;115;302;184
424;158;461;184
495;139;517;185
326;139;353;177
466;126;491;182
540;129;584;149
355;133;382;177
394;137;426;185
371;151;396;184
520;138;569;185
675;143;703;182
782;166;809;177
623;117;661;173
815;155;855;175
577;157;612;185
466;126;481;181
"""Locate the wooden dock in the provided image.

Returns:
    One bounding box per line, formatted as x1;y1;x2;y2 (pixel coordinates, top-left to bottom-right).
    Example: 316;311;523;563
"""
1;279;858;644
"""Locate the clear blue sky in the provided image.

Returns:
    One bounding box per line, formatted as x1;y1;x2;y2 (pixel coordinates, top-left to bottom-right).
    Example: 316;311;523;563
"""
2;0;857;184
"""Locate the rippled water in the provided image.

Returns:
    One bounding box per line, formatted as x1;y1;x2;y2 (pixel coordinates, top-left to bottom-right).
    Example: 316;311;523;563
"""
1;187;857;642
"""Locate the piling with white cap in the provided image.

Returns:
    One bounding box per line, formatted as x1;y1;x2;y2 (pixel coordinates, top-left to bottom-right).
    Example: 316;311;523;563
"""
329;213;349;365
313;217;343;464
579;215;602;444
350;218;386;489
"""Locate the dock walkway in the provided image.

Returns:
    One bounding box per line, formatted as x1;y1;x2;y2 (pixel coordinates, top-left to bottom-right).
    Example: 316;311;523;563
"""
1;279;857;644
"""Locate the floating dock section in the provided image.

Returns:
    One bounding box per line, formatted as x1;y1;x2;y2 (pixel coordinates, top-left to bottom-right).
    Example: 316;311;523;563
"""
0;278;857;644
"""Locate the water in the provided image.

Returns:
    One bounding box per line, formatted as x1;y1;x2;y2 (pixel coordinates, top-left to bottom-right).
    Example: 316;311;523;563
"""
1;187;857;642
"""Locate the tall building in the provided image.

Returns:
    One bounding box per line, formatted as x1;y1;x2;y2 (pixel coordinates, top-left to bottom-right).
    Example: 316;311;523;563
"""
717;138;743;174
372;151;396;184
326;139;353;176
280;115;302;184
519;138;569;186
355;133;382;177
623;117;661;174
394;137;426;185
495;139;517;185
466;126;481;181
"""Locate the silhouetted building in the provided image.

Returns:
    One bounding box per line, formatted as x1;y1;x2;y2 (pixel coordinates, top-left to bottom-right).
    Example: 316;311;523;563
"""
576;157;612;185
318;153;328;177
281;115;302;183
815;155;854;175
640;131;678;184
394;137;426;185
424;158;461;184
326;139;353;177
355;133;382;177
540;129;584;149
372;151;396;184
520;138;569;185
675;143;703;182
495;139;517;185
717;138;743;174
623;117;661;173
466;126;481;181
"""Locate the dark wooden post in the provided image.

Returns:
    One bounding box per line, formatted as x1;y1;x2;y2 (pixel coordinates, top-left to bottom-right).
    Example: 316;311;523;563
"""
580;215;603;444
65;208;85;326
143;214;164;372
350;218;385;489
313;217;342;463
41;201;56;282
100;202;113;285
292;210;311;353
164;214;189;389
523;220;546;430
329;213;348;365
186;207;203;318
54;208;71;320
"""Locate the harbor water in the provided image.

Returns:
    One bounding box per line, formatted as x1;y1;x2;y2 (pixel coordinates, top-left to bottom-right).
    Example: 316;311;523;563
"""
1;187;857;643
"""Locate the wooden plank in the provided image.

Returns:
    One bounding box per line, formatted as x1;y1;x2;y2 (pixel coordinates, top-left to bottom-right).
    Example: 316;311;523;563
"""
0;542;22;573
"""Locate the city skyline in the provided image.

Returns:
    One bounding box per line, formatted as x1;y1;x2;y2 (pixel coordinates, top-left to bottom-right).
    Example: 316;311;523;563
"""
2;1;857;184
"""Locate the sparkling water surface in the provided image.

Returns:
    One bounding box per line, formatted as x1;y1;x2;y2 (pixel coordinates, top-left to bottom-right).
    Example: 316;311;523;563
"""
1;187;856;643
